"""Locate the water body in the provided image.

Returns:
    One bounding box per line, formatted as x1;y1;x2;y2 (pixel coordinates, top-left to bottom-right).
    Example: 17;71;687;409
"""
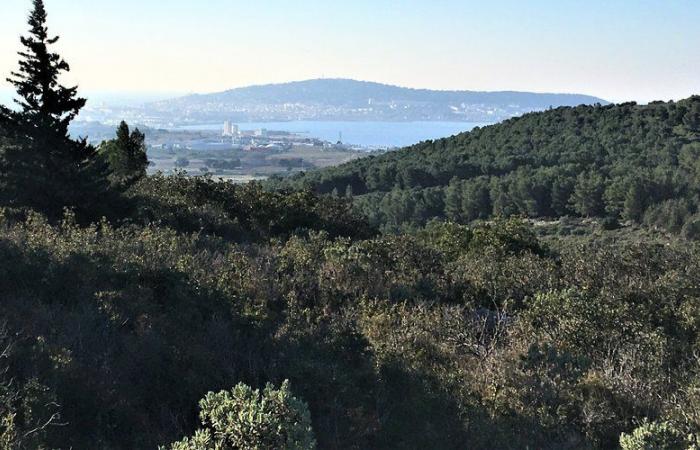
175;121;493;149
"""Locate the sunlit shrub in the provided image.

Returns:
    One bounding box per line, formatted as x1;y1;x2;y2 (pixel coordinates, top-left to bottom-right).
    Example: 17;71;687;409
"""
163;381;316;450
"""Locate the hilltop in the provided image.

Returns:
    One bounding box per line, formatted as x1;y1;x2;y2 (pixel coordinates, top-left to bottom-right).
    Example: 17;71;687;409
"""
149;78;607;122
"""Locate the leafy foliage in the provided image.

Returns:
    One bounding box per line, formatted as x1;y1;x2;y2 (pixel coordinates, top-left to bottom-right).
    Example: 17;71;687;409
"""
0;209;698;448
619;421;696;450
163;381;316;450
127;174;375;241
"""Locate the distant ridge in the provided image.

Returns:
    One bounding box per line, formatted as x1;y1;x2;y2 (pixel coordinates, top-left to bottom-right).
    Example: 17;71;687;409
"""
150;79;608;123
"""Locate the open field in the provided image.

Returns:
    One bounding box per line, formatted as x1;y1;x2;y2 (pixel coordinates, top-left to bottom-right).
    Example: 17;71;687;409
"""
148;143;369;181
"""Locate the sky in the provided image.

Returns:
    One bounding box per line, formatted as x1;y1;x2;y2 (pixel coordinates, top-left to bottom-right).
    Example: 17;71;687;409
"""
0;0;699;103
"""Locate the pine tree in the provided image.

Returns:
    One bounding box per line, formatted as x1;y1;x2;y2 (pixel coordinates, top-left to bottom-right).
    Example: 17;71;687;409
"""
569;171;606;217
683;101;700;133
622;180;647;223
463;178;492;222
444;177;463;221
0;0;108;219
8;0;86;136
550;177;573;216
99;121;149;185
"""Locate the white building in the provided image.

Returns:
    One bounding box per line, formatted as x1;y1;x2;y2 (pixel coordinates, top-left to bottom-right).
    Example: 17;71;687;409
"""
223;121;240;137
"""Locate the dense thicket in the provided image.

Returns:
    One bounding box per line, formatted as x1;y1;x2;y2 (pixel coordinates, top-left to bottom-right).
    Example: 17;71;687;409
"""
269;98;700;233
2;212;700;449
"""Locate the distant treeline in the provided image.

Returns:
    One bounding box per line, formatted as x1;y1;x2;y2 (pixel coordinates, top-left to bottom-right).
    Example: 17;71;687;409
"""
270;98;700;234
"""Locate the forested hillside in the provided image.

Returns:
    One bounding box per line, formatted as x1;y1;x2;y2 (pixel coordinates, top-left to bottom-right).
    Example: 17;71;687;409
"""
270;98;700;234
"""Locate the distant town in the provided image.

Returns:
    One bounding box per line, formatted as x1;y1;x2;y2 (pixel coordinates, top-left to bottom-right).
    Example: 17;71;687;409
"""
148;121;371;182
214;120;350;153
70;119;370;183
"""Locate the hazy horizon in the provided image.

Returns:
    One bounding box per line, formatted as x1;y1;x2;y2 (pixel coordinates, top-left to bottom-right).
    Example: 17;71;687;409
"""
2;0;699;104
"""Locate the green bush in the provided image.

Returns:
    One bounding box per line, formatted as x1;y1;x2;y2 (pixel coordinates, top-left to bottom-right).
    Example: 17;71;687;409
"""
601;216;621;231
163;381;316;450
619;421;691;450
682;216;700;241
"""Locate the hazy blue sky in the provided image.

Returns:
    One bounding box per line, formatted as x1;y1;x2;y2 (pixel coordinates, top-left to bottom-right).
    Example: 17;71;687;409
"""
1;0;699;103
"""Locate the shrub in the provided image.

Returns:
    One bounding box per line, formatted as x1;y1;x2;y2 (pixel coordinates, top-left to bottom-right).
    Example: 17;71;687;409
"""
682;216;700;241
163;381;316;450
601;216;621;231
619;421;689;450
470;217;546;256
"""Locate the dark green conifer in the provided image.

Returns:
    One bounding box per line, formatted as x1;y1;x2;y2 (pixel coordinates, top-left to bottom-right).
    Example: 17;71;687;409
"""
0;0;108;219
8;0;86;135
622;180;647;223
99;121;149;185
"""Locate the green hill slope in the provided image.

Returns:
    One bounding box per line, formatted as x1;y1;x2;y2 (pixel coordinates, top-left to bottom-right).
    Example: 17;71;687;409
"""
271;97;700;233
